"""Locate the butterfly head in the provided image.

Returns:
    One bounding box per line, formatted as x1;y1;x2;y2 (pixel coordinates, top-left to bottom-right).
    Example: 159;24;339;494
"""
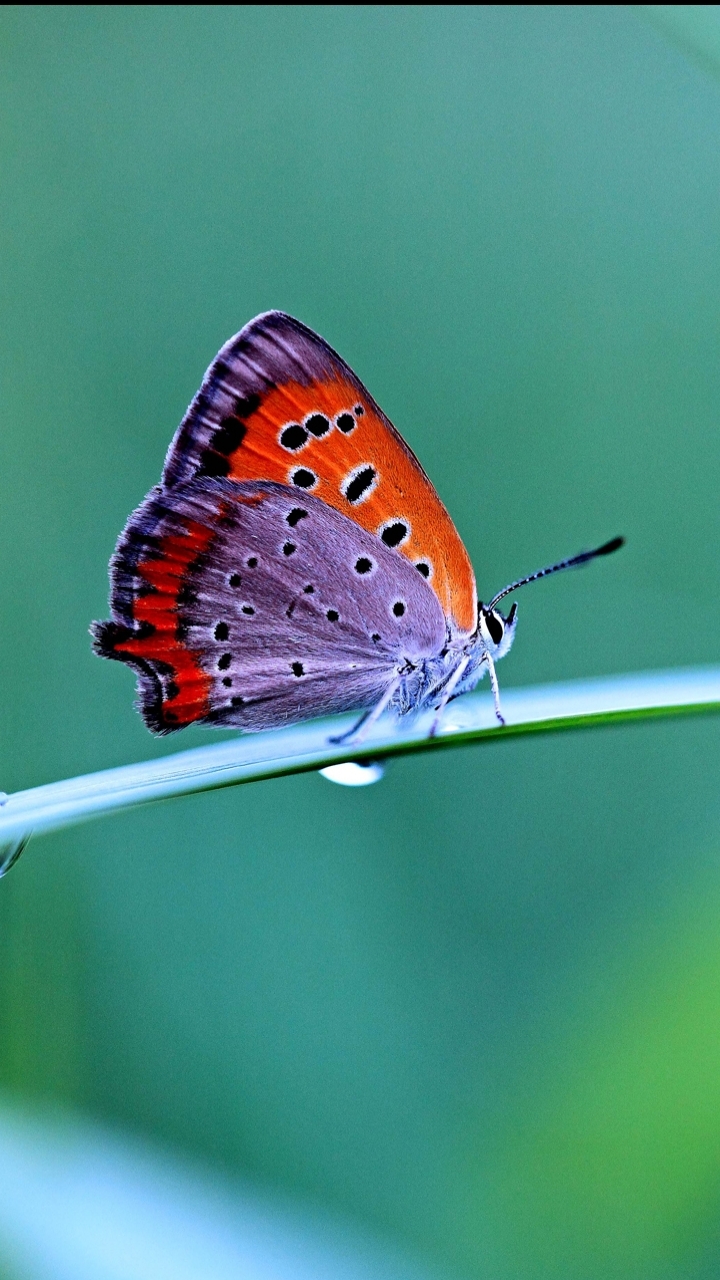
477;601;518;660
476;536;625;666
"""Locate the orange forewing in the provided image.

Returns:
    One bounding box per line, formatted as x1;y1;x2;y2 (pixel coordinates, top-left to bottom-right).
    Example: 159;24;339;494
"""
216;375;476;635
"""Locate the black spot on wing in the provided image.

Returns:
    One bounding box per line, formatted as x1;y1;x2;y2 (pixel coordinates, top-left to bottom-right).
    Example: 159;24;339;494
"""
214;622;229;641
337;412;356;434
291;468;317;489
197;394;258;476
218;653;232;670
197;451;231;479
235;394;262;418
380;521;408;548
286;508;308;527
211;416;248;456
343;466;376;504
392;601;406;617
280;423;308;451
306;413;330;437
354;557;372;574
186;552;209;576
291;661;304;677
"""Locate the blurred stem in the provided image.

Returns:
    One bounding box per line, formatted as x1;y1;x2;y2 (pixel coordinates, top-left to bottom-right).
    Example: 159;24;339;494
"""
1;667;719;865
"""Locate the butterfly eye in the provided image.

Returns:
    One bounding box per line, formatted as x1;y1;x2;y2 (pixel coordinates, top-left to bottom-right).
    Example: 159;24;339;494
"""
483;609;504;646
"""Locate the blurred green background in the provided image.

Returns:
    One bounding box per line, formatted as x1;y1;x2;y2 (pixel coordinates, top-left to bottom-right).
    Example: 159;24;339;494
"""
2;5;720;1277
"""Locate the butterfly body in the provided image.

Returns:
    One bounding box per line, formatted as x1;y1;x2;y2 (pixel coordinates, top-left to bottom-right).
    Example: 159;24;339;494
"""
93;310;616;737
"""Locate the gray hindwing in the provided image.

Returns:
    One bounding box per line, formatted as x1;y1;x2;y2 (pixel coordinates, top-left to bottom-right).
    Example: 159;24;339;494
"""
100;479;447;732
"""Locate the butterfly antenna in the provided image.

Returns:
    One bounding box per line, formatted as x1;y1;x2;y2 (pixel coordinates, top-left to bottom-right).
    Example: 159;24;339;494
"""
487;536;625;611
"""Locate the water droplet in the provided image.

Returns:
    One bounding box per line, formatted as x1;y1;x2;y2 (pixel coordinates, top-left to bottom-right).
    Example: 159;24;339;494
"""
319;761;385;787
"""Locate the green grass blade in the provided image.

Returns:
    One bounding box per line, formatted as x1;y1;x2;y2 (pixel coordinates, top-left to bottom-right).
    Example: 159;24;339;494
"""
1;667;719;861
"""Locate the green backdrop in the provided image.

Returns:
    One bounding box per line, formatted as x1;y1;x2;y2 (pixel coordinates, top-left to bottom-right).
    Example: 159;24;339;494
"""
2;5;720;1277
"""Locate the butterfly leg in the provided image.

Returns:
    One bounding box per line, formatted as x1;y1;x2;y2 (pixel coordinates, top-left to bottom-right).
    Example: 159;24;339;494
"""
485;652;506;726
428;655;471;737
330;676;401;746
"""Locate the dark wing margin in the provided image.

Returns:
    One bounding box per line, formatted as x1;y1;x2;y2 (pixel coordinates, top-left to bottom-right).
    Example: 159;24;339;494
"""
162;311;376;488
91;484;216;734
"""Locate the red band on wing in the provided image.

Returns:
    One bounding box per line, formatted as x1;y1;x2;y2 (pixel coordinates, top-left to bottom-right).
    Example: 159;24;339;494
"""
101;519;215;731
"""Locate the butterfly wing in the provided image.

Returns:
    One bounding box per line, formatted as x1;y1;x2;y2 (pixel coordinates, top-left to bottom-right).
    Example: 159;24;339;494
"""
162;312;477;636
92;480;447;734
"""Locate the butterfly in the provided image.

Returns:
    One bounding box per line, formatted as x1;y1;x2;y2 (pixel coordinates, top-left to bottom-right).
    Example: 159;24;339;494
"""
92;311;622;739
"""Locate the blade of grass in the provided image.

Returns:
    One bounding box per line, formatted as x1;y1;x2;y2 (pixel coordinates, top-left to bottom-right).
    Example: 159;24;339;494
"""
1;667;719;863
